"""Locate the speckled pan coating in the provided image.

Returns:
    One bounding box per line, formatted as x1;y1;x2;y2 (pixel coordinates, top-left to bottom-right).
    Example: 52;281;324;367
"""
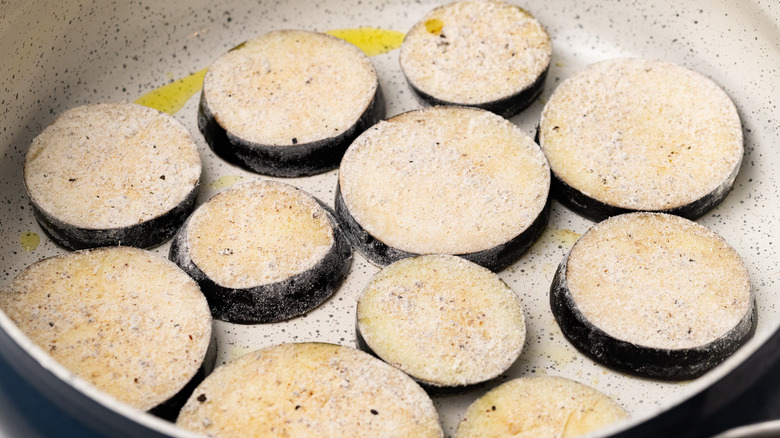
169;181;353;323
198;30;386;177
0;1;779;437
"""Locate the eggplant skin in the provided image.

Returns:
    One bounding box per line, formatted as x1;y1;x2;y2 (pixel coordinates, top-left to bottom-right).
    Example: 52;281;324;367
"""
148;369;202;422
549;261;757;381
30;184;199;251
550;169;739;223
198;86;386;178
334;183;550;272
534;128;741;223
169;201;353;324
406;65;548;119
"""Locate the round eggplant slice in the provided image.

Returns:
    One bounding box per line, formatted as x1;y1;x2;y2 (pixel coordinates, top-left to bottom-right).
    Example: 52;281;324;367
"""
0;247;213;414
538;58;743;222
199;29;385;177
455;376;628;438
176;342;443;438
23;102;202;250
356;254;526;392
550;212;755;380
337;106;550;271
399;0;551;118
169;179;352;324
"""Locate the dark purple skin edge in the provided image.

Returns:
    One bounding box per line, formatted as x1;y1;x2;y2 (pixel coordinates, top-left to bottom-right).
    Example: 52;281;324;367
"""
198;84;386;178
146;366;204;422
405;64;549;119
169;201;353;324
29;184;199;250
334;182;551;272
549;260;757;381
148;335;216;422
534;128;741;222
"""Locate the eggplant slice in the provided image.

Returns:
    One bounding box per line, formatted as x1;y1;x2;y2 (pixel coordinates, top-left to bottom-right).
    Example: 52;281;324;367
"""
169;179;352;324
176;343;443;438
336;106;550;271
198;29;385;177
455;376;628;437
24;102;202;250
538;58;743;222
399;0;551;118
356;255;526;393
0;247;213;414
550;212;755;380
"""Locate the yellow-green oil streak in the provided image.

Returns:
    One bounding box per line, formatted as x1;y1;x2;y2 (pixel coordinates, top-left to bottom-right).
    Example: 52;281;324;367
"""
134;67;208;115
134;28;405;115
325;27;405;57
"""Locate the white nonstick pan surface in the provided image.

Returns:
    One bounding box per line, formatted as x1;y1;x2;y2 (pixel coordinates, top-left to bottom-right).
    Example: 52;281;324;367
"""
0;0;778;437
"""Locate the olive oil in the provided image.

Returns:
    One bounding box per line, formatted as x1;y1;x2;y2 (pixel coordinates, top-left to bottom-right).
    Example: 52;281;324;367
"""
325;27;405;57
208;175;246;190
134;67;208;115
424;19;444;35
135;28;405;115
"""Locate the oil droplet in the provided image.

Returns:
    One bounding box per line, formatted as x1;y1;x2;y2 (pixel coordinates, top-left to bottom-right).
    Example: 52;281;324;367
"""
424;18;444;35
546;344;578;369
223;343;254;364
209;175;246;190
325;27;406;57
527;228;582;256
20;232;40;252
134;67;209;115
551;228;582;248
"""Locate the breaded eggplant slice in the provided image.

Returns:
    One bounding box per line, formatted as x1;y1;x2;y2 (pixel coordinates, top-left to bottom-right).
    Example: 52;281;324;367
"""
356;255;526;393
399;0;551;118
24;102;201;250
550;212;755;380
199;29;385;177
455;376;628;438
176;343;443;438
0;247;213;415
538;58;743;222
169;179;352;324
337;106;550;271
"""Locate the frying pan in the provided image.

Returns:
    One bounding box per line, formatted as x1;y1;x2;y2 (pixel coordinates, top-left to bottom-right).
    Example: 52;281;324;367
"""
1;0;778;436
